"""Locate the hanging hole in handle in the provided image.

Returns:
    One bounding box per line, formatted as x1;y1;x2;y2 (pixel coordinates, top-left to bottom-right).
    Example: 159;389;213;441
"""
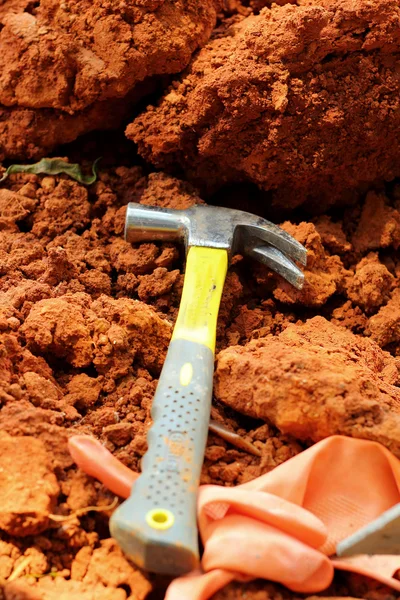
146;508;175;530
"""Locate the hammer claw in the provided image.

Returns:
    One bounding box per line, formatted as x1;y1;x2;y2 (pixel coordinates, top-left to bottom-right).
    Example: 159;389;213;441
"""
240;223;307;267
247;243;305;289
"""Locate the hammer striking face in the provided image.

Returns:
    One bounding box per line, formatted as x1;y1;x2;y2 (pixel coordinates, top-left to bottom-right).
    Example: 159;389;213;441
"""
110;202;307;576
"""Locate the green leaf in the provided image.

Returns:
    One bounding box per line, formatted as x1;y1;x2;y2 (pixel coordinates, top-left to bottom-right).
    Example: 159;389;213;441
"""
27;571;63;580
0;157;101;185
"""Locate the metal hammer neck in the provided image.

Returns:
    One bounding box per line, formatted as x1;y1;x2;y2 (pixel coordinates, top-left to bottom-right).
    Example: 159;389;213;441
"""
125;204;189;245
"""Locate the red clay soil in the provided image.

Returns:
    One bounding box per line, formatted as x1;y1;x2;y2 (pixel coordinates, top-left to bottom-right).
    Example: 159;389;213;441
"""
0;0;221;160
0;161;400;599
1;2;400;598
129;0;400;211
215;317;400;453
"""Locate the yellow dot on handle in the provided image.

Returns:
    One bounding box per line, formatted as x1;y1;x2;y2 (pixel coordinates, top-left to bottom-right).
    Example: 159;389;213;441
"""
146;509;175;530
179;362;193;386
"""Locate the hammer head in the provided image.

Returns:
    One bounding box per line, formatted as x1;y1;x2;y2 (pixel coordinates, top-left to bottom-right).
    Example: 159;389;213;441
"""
125;203;307;289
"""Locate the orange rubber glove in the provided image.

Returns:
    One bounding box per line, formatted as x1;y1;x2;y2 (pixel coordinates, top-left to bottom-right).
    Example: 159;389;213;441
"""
68;435;400;599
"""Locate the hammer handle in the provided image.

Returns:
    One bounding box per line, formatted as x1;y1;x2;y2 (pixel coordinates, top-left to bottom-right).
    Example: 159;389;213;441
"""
110;246;228;575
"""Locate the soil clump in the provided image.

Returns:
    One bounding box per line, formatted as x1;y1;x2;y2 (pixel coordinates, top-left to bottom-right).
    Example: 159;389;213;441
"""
129;0;400;211
0;0;221;160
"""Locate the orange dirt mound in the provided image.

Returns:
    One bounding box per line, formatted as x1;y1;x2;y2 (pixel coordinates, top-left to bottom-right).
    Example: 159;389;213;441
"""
129;0;400;210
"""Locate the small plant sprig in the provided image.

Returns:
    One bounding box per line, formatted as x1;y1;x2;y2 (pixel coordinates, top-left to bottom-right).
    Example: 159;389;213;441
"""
48;496;118;524
0;157;101;185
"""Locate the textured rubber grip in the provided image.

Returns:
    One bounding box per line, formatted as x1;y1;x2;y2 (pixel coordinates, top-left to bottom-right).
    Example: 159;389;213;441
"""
110;338;214;575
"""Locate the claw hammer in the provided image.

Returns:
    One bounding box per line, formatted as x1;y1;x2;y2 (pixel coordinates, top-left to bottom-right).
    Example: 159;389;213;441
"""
110;202;307;575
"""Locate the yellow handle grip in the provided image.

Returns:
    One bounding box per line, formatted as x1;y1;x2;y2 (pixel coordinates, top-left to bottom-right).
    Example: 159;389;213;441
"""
172;246;228;353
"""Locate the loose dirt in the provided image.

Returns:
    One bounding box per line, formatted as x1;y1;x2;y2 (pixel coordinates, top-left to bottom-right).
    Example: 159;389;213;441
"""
0;162;400;600
1;0;400;599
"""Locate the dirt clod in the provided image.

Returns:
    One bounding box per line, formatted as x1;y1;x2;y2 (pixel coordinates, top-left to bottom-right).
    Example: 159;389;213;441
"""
368;288;400;349
0;432;59;536
215;317;400;455
129;0;400;210
273;222;347;307
0;0;221;159
345;253;395;313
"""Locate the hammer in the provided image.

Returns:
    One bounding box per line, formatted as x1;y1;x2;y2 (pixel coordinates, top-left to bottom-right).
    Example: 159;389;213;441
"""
110;202;307;575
